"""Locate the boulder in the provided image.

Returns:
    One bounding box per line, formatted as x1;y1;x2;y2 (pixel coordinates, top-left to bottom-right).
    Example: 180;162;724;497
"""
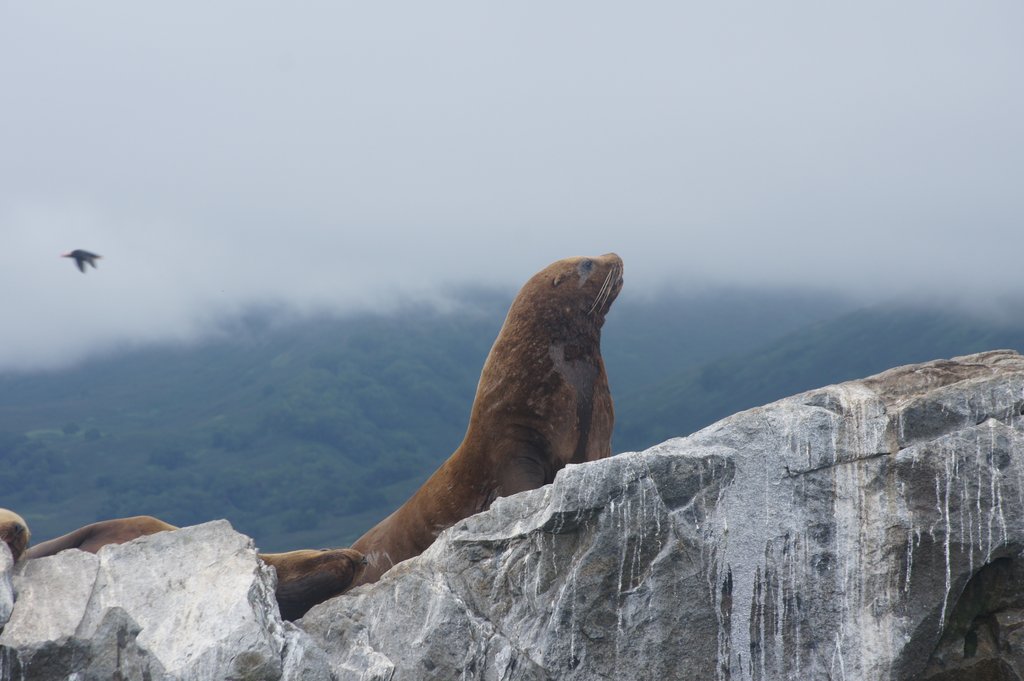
0;520;331;681
4;350;1024;680
300;349;1024;680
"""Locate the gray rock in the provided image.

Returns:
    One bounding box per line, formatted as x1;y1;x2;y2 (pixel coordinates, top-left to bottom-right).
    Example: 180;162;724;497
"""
5;351;1024;680
0;543;14;630
0;520;332;681
299;349;1024;680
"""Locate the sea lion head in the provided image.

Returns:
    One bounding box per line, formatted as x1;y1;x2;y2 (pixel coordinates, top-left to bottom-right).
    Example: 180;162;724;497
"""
335;547;369;586
263;547;369;620
512;253;624;335
0;508;31;562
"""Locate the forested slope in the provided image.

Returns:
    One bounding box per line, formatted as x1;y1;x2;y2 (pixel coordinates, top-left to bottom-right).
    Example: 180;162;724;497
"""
3;287;1019;552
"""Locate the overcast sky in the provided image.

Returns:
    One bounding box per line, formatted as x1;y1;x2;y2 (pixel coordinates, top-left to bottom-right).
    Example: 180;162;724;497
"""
2;1;1022;370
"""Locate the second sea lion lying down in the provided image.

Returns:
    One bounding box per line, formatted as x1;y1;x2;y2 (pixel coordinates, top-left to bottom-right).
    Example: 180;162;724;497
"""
21;515;365;621
0;508;31;562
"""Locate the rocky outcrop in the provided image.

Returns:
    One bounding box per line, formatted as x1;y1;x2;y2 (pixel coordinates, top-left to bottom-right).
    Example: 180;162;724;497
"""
3;350;1024;680
0;520;332;681
300;349;1024;681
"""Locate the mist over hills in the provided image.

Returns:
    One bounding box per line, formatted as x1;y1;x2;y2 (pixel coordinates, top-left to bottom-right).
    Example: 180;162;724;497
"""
1;287;1021;552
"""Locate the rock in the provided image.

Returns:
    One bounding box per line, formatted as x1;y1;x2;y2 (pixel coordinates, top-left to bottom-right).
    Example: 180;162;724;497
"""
299;350;1024;680
0;543;14;630
5;350;1024;680
0;520;332;681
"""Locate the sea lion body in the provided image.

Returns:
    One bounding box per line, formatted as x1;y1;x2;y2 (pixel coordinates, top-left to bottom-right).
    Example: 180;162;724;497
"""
22;516;365;620
0;508;31;562
352;252;623;585
22;515;174;559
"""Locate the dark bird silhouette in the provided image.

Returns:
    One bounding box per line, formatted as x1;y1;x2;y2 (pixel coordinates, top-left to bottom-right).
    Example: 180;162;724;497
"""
62;249;102;273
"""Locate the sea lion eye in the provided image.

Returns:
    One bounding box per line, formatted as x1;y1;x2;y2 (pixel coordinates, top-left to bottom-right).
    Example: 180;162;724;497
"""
575;259;595;285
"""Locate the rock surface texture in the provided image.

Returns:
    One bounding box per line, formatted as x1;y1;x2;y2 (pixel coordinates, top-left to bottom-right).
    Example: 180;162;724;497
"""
2;350;1024;680
0;545;14;630
0;520;332;681
301;350;1024;681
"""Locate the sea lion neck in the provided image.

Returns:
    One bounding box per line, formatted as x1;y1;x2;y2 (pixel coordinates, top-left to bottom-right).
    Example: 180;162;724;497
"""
506;304;603;345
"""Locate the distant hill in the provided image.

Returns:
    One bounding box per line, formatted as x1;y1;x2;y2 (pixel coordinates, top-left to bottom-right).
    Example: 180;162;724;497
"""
2;287;1020;553
614;304;1024;450
601;286;850;396
0;294;505;552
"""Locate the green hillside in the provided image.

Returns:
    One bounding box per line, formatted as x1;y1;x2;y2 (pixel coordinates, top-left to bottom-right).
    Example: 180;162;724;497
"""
2;287;1020;553
0;298;504;552
614;305;1024;450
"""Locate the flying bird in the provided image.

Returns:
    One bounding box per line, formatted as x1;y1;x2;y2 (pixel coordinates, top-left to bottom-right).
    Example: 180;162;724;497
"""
62;249;102;273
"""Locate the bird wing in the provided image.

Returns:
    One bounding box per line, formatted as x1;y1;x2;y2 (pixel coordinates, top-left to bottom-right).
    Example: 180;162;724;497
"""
75;258;86;273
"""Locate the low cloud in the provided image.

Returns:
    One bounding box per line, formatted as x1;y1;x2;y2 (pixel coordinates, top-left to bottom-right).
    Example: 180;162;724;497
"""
2;1;1021;370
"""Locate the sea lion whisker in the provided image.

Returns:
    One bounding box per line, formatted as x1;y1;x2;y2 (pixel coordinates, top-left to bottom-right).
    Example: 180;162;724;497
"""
592;273;611;315
591;264;619;315
589;269;614;315
600;264;622;313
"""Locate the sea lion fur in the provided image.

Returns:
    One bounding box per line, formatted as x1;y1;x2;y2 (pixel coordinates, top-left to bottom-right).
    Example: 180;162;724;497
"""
22;515;174;558
351;252;623;585
261;548;367;620
0;508;31;562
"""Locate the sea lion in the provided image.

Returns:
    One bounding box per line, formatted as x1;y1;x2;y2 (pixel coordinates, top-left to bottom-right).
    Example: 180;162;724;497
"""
22;515;174;558
260;548;366;620
22;515;366;620
351;252;623;585
0;508;31;562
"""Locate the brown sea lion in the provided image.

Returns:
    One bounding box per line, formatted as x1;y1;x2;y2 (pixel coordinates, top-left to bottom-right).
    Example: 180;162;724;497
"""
351;252;624;586
0;508;31;562
260;548;366;620
22;515;366;620
22;515;174;558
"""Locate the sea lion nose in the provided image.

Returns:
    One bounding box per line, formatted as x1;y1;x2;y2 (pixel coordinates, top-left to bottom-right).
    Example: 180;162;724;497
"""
600;252;623;268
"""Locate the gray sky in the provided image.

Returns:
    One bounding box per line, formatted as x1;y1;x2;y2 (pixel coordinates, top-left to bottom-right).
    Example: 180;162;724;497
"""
2;1;1022;370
